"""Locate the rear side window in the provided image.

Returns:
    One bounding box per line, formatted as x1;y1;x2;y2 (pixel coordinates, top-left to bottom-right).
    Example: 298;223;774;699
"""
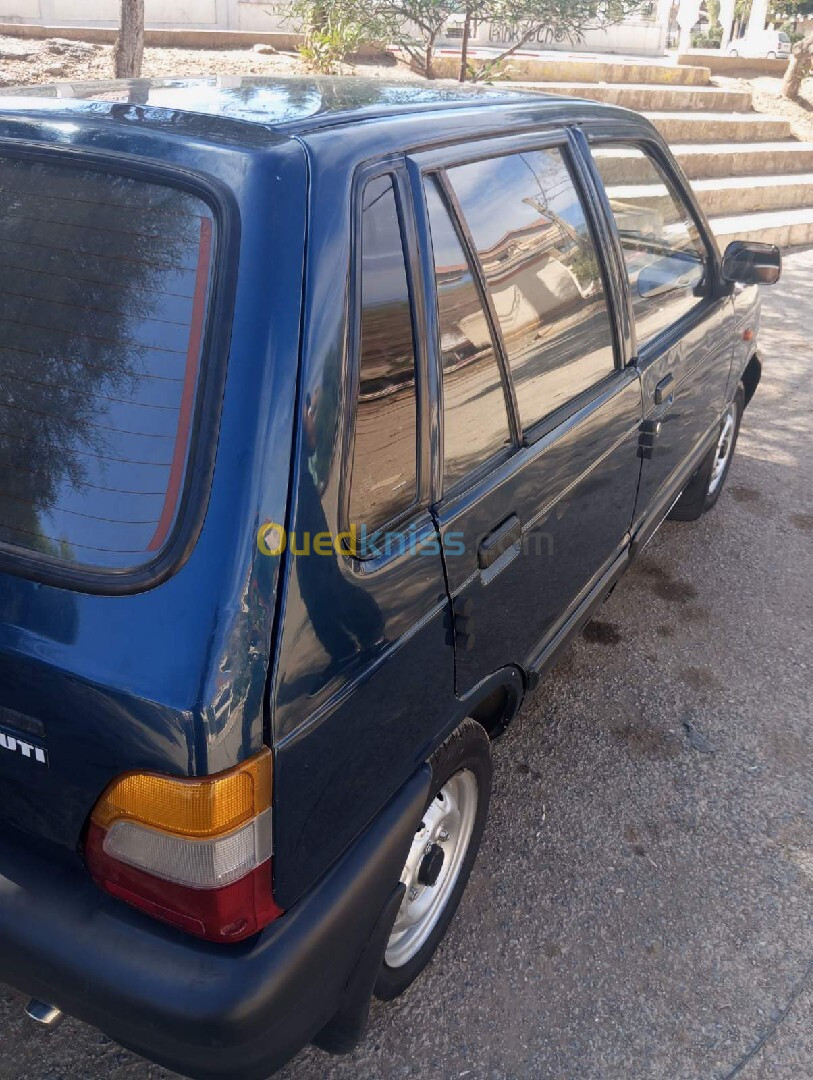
348;174;418;537
448;148;616;433
424;178;511;493
0;156;215;576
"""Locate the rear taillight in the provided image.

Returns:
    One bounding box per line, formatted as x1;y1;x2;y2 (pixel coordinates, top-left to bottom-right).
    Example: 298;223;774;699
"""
85;749;283;942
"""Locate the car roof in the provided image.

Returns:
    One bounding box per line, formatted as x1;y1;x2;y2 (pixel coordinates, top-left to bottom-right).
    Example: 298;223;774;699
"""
0;75;614;138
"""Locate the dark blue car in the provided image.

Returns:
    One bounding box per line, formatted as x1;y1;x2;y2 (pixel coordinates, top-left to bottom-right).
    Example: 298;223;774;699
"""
0;76;779;1078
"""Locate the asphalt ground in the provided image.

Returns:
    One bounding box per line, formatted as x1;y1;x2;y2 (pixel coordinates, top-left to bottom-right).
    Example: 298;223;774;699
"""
1;250;811;1080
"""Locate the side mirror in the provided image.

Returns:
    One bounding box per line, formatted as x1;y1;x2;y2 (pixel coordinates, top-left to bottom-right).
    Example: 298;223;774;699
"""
721;240;781;286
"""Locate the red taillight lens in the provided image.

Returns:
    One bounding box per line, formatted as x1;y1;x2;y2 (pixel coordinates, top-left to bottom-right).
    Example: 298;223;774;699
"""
85;750;283;943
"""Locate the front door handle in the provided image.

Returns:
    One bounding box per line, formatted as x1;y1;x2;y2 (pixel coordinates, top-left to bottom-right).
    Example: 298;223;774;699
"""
478;514;522;570
655;373;675;405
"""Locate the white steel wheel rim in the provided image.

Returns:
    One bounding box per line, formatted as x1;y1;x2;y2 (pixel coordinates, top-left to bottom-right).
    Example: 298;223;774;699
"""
385;769;478;969
708;405;736;496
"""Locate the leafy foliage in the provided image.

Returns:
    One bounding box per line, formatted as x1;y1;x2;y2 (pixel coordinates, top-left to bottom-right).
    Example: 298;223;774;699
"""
376;0;461;77
277;0;396;73
279;0;648;79
458;0;649;82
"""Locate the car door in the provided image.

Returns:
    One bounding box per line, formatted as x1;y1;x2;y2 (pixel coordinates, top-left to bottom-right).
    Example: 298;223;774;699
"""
271;161;457;905
406;134;643;697
586;130;734;543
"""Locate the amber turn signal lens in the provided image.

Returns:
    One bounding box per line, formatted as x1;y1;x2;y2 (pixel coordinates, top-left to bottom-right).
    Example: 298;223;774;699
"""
90;748;272;838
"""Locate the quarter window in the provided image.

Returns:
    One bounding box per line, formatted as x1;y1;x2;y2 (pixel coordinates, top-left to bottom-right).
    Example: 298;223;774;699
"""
348;174;418;536
591;144;707;348
448;148;616;433
425;179;511;493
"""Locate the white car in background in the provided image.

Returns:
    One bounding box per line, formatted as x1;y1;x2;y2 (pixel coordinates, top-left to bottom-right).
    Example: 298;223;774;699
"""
728;29;792;59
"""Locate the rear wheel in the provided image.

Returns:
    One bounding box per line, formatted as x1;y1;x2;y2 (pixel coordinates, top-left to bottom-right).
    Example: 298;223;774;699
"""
767;50;777;58
375;719;491;1000
728;47;739;56
669;385;744;521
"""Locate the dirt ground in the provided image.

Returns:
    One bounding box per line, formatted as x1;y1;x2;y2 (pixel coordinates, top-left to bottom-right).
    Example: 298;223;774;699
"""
724;73;813;140
0;33;417;88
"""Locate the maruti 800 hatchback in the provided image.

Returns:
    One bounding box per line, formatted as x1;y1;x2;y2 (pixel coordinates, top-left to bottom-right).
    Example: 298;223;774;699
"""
0;77;780;1078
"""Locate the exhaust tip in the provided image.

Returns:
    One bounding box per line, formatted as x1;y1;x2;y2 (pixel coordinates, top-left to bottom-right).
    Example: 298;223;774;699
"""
25;999;63;1029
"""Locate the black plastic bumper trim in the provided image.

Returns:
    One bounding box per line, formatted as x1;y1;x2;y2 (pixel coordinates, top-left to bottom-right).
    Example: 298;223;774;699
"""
0;764;431;1079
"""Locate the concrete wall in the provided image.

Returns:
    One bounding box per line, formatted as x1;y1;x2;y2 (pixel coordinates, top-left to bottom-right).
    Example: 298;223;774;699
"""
0;0;670;55
0;0;291;32
677;51;789;74
438;15;667;57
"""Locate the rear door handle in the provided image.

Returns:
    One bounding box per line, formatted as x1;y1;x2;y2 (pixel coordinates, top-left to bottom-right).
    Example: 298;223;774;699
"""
655;373;674;405
478;514;522;570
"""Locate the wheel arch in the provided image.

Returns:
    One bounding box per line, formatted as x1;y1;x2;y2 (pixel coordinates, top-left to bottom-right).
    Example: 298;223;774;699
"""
741;352;762;408
459;666;525;740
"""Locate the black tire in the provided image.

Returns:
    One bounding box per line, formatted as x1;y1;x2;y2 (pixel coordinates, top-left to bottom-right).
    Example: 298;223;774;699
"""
669;384;745;522
767;50;777;58
729;48;739;57
374;718;492;1001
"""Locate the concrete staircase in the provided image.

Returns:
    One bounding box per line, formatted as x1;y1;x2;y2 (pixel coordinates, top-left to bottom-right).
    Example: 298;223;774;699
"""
516;64;813;250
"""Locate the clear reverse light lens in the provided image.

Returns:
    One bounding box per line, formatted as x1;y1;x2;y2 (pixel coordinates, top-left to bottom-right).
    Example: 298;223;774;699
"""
102;808;273;889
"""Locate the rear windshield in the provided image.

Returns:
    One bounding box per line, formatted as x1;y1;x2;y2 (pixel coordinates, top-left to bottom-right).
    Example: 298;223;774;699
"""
0;155;215;576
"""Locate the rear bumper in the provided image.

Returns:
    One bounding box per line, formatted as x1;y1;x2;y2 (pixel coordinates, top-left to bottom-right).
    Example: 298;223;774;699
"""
0;766;430;1079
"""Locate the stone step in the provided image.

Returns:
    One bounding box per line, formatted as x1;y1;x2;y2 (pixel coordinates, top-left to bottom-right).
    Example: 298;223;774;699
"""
674;141;813;179
432;55;712;85
646;111;792;144
606;174;813;219
709;207;813;248
594;142;813;183
514;81;754;112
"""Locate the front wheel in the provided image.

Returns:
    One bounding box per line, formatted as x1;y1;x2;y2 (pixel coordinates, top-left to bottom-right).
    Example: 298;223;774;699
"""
767;50;777;58
374;718;492;1000
728;47;739;56
669;385;744;522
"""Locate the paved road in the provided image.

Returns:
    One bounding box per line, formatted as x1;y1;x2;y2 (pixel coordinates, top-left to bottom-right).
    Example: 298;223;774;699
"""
2;252;812;1080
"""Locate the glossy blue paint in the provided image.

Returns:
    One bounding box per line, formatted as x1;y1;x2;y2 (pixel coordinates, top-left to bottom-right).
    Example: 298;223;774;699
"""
0;91;308;847
0;78;761;914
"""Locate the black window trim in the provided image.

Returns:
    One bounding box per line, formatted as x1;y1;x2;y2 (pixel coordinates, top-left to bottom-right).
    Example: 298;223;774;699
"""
580;122;725;367
0;139;239;596
339;157;429;561
420;171;518;505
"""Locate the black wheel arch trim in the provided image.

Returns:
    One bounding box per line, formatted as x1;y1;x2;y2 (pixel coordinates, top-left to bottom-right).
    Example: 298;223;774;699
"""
0;766;431;1079
741;351;762;407
450;665;525;741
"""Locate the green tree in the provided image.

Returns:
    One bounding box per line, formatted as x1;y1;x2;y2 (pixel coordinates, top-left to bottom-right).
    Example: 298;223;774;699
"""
379;0;461;77
282;0;647;79
458;0;648;82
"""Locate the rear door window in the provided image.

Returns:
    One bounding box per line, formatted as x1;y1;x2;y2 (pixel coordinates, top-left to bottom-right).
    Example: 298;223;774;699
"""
447;147;617;434
0;156;215;576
